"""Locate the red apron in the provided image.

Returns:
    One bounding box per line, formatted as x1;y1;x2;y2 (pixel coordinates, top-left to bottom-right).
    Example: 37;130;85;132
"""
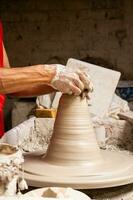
0;22;5;137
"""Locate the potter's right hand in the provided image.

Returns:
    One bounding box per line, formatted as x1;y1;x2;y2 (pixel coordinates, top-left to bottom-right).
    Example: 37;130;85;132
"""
50;64;84;95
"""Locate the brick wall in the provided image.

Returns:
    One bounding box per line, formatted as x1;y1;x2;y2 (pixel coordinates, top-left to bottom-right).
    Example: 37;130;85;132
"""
0;0;133;130
0;0;133;79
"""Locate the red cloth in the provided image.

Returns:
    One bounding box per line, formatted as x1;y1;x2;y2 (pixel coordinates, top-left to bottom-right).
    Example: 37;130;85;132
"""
0;21;5;137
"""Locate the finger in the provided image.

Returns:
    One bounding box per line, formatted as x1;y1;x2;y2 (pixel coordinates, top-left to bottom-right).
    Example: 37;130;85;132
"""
86;92;90;100
78;71;90;89
89;81;94;92
80;89;89;99
69;82;81;96
82;72;93;92
81;92;86;99
78;71;93;92
82;71;91;79
72;75;84;92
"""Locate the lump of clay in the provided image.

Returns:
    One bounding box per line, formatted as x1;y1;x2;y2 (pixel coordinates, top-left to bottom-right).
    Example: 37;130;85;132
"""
0;143;16;155
42;188;58;198
0;143;24;196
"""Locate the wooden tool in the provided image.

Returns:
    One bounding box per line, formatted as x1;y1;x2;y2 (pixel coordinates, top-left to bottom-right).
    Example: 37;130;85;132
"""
35;108;57;118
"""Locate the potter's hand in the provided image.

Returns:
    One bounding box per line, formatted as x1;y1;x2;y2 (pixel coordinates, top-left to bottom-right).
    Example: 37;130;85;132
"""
77;70;93;92
50;64;84;95
76;69;93;99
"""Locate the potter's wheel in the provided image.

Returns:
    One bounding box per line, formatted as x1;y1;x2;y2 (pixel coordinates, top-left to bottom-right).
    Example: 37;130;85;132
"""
23;95;133;189
24;150;133;189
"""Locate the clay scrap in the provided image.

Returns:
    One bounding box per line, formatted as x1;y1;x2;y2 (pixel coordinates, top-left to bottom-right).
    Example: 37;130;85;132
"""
0;143;24;196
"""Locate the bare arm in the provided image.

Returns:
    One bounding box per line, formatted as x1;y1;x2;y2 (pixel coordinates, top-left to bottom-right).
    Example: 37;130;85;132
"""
10;84;56;97
0;65;56;95
1;44;56;95
2;44;56;96
2;44;88;97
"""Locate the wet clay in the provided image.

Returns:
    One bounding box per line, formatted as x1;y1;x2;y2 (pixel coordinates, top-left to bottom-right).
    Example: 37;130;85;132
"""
24;95;133;189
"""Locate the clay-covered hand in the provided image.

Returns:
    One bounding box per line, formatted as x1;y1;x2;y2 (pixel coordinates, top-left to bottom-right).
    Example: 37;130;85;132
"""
76;69;93;99
77;69;93;92
50;64;85;95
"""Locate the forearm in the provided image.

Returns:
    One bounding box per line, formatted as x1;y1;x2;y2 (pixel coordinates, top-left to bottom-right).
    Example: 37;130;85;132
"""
0;65;56;94
10;85;56;97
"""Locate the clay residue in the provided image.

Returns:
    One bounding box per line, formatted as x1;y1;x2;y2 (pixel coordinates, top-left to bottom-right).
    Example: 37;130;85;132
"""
0;144;17;155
